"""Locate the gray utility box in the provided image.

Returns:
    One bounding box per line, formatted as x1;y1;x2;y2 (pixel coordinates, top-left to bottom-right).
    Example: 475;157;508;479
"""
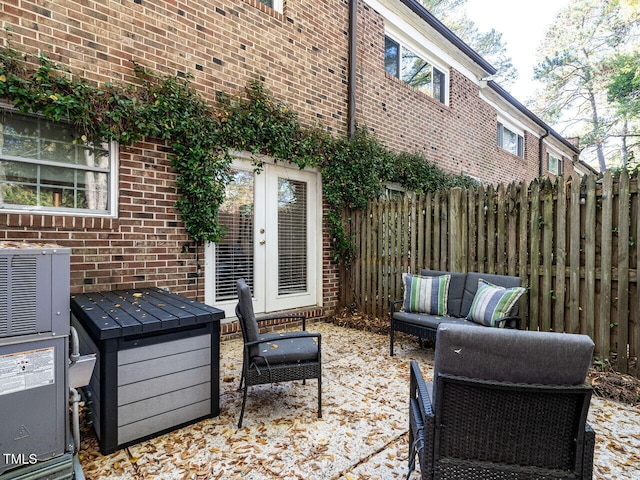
0;243;71;477
71;288;224;454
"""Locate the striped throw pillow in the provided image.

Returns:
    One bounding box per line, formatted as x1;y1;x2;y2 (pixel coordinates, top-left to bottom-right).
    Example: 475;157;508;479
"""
467;279;525;327
402;273;451;315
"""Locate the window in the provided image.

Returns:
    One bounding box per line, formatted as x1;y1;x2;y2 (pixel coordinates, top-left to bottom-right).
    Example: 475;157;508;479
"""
497;122;524;158
547;152;563;175
257;0;283;12
0;110;116;215
385;35;446;104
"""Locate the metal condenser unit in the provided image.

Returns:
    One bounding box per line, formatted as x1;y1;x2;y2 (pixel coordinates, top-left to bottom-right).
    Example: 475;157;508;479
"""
0;242;88;479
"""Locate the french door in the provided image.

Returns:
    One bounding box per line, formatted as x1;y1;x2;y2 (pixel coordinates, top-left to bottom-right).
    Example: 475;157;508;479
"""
205;158;321;318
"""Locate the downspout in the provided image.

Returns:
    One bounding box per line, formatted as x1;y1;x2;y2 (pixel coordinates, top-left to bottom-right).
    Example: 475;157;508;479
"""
538;129;549;177
348;0;357;138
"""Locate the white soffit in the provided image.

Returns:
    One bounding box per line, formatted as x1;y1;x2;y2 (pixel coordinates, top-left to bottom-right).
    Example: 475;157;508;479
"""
364;0;487;82
480;89;542;139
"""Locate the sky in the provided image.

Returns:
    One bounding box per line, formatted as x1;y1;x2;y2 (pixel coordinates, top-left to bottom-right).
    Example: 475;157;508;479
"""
464;0;571;102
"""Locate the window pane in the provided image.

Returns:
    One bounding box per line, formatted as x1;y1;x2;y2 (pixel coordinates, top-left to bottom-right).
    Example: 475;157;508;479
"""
433;68;445;103
216;170;254;301
385;36;399;77
257;0;274;7
401;48;432;94
503;127;518;155
0;111;113;213
0;160;108;209
278;178;307;295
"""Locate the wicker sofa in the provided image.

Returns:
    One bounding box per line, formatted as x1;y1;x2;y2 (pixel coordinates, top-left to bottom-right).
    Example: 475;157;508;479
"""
408;324;595;479
390;269;523;355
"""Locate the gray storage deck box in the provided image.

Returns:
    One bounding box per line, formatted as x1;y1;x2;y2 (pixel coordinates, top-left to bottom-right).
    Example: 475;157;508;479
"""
71;287;224;454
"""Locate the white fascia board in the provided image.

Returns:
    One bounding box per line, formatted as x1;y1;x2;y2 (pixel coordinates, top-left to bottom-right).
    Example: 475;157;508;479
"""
480;89;539;138
544;139;576;160
364;0;486;83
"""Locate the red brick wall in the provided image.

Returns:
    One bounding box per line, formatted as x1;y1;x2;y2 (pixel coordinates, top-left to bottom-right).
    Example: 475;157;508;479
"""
0;0;349;311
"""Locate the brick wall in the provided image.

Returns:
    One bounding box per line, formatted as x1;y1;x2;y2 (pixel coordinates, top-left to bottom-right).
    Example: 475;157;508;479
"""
0;0;350;312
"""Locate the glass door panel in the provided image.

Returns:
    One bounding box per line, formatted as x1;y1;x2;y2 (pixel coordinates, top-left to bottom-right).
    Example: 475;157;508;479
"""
278;177;307;295
215;169;254;300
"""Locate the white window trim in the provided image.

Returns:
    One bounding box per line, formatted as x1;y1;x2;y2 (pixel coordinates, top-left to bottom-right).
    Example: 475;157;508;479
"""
365;0;476;82
385;27;450;105
259;0;283;13
0;108;119;217
546;147;564;175
497;119;524;158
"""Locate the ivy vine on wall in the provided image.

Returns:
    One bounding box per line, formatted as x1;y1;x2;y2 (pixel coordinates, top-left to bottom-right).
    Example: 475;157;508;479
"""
0;40;476;263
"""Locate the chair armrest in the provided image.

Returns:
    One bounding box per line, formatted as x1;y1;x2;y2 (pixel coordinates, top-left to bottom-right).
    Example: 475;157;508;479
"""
390;299;404;314
496;316;521;329
256;313;307;330
410;361;434;418
244;331;321;348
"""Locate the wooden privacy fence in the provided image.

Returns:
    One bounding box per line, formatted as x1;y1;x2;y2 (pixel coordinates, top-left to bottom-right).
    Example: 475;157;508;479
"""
341;170;640;377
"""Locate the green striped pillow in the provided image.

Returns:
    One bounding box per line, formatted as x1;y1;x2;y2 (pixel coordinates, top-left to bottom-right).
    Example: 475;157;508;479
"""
467;279;525;327
402;273;451;315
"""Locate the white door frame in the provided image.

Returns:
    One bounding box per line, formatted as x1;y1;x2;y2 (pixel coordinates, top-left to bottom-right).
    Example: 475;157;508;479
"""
204;153;323;319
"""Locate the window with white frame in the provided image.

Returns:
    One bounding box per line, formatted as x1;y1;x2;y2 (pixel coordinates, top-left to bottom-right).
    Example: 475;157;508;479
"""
257;0;283;12
497;122;524;158
384;35;447;104
0;109;117;215
547;152;563;175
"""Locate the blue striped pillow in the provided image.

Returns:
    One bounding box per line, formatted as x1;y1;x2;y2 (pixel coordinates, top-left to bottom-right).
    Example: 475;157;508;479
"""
467;279;525;327
402;273;451;315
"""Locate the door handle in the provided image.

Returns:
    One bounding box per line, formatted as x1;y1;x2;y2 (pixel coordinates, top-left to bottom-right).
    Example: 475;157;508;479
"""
259;240;266;245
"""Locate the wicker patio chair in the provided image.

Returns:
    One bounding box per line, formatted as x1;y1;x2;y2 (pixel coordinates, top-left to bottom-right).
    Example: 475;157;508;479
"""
235;279;322;428
408;324;595;480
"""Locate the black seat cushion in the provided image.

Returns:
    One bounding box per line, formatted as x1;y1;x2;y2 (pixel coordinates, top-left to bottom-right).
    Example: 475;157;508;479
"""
253;332;319;366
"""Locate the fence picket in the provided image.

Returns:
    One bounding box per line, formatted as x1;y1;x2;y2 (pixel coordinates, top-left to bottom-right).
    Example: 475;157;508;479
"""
616;171;630;373
599;173;614;359
555;177;567;333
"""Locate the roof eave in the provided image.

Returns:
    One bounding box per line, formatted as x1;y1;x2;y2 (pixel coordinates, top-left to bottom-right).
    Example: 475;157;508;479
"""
399;0;497;75
488;81;580;155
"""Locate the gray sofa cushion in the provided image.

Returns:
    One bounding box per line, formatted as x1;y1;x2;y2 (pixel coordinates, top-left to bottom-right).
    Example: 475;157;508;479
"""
460;272;522;318
421;269;467;317
432;324;594;405
393;311;481;330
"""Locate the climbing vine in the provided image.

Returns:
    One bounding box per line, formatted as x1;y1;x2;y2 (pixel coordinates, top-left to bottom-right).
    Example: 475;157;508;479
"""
0;40;475;263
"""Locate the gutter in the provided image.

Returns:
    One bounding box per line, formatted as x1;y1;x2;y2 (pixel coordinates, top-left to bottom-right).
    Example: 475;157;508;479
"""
348;0;357;138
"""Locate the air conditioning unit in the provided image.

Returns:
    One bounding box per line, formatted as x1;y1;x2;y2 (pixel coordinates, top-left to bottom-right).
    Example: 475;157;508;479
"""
0;242;79;479
0;242;70;338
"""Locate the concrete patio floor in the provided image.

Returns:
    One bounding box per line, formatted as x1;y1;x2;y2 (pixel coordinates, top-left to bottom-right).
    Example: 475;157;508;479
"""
78;321;640;480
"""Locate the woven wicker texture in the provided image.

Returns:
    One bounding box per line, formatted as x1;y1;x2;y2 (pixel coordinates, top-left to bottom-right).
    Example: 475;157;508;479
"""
408;362;595;480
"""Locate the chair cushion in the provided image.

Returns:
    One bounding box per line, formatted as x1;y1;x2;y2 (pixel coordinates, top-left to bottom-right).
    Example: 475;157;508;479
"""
393;311;481;330
466;279;526;327
432;324;594;404
421;269;466;317
253;332;319;366
237;279;260;342
402;273;450;316
460;272;522;318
